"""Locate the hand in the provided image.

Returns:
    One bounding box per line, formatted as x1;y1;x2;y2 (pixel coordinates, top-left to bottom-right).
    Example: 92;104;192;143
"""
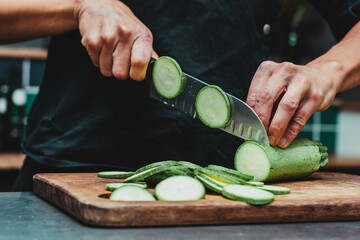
74;0;157;80
246;60;341;148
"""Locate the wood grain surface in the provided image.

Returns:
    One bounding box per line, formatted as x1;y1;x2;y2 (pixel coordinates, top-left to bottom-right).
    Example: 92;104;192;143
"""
33;172;360;227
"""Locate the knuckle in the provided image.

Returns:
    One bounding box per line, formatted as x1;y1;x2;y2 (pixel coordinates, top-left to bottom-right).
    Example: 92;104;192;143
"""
285;125;298;138
113;69;129;80
256;88;272;103
278;62;295;73
269;122;284;136
86;38;101;51
292;114;307;129
100;33;116;45
258;61;275;71
246;92;256;107
280;97;299;112
311;89;324;102
117;26;132;38
131;57;148;68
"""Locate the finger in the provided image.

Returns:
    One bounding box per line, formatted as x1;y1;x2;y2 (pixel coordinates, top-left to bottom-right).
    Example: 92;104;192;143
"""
246;61;276;108
152;50;159;59
277;101;317;148
253;63;298;132
82;33;102;68
112;41;131;80
267;82;307;146
99;40;117;77
129;33;153;81
98;20;119;77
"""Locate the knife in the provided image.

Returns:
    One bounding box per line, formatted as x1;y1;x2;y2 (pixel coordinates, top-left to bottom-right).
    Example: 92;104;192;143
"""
146;58;270;146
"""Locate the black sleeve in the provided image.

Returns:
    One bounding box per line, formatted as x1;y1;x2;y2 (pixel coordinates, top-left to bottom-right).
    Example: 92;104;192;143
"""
307;0;360;41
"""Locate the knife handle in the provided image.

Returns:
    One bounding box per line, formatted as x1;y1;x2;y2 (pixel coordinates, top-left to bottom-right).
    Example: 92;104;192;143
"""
145;57;157;80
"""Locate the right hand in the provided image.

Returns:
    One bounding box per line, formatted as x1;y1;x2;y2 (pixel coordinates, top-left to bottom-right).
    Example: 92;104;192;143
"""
74;0;157;81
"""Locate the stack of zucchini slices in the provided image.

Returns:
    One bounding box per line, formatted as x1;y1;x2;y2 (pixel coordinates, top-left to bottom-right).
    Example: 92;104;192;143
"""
98;160;290;205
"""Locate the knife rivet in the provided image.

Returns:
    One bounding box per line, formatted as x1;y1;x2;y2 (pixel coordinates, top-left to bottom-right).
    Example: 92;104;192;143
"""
239;123;244;135
247;126;253;138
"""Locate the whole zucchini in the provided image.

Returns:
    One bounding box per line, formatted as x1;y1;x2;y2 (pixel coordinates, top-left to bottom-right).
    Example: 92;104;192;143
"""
234;138;328;182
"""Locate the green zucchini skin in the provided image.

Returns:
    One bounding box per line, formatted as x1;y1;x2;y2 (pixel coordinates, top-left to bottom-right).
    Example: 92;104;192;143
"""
235;138;328;182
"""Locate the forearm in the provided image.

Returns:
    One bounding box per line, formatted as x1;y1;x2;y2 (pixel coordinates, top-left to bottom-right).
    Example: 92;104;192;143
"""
307;22;360;95
0;0;79;44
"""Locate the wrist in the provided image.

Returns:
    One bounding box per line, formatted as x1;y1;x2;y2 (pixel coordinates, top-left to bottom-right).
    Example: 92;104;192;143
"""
306;59;345;96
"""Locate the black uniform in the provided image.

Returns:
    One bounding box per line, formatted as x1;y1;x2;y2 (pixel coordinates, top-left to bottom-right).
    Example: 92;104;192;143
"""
14;0;360;191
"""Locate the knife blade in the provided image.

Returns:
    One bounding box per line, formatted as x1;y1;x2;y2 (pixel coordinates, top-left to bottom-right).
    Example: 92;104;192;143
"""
147;58;270;146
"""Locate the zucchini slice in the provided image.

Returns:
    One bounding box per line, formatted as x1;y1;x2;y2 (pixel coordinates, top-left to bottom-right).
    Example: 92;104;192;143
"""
222;184;274;205
152;56;186;99
195;175;223;194
195;85;232;128
258;185;291;195
155;176;205;201
206;164;253;181
109;186;156;201
97;171;135;179
106;183;147;191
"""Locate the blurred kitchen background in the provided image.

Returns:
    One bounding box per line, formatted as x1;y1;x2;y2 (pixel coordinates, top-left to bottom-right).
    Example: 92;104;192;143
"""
0;0;359;191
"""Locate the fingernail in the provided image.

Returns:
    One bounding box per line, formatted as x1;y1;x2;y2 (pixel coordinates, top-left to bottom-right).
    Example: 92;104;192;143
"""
269;136;276;146
279;137;287;147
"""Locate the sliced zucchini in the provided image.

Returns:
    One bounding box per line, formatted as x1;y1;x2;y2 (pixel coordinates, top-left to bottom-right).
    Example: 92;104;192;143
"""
106;183;147;191
206;164;253;181
134;160;179;174
177;161;203;171
258;185;291;195
123;165;190;183
195;85;232;128
145;169;188;186
200;168;248;185
152;56;185;99
246;181;264;187
195;172;228;188
222;184;274;205
155;176;205;201
109;186;155;201
195;175;223;193
97;171;135;179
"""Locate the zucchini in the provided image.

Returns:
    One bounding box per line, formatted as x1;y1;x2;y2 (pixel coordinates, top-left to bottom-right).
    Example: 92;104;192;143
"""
195;175;223;193
176;161;203;171
258;185;291;195
106;183;147;191
200;168;249;185
246;181;264;187
145;169;188;186
195;85;232;128
206;164;253;181
195;172;229;188
152;56;186;99
234;138;328;182
222;184;274;205
109;186;156;201
134;160;179;174
97;171;135;179
155;176;206;201
123;165;190;183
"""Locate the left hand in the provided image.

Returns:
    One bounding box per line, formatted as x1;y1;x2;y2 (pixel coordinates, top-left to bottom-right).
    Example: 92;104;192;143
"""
246;60;340;148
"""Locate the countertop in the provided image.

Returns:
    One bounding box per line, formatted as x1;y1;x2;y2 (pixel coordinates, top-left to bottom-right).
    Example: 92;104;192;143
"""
1;192;360;240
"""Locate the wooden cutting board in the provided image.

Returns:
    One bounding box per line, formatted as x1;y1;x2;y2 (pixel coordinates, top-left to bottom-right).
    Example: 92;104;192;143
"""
33;172;360;227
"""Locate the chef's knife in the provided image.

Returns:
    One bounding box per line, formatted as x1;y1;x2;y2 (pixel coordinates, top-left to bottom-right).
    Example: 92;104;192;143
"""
147;58;270;146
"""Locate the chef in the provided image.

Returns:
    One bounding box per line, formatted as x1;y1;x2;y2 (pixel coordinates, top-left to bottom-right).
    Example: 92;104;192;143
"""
0;0;359;191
